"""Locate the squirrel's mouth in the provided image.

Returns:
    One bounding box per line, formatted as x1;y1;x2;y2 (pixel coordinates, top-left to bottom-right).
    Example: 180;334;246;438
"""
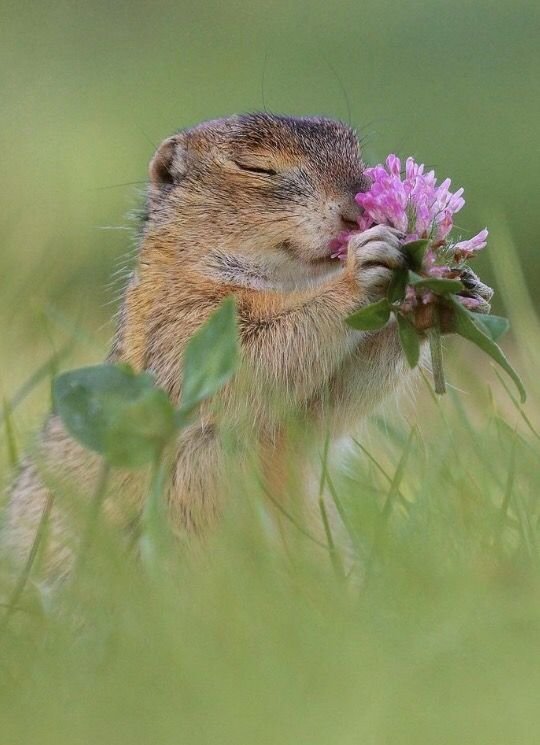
277;239;337;267
311;254;337;266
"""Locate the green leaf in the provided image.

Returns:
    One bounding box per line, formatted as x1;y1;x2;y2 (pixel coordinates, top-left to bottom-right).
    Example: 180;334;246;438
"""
449;297;526;403
404;239;430;270
387;268;409;303
180;297;240;415
472;313;510;342
397;314;421;368
409;276;464;294
346;299;391;331
53;365;177;468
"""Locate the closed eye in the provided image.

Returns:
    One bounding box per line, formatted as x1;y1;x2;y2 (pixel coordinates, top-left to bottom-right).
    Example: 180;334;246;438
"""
233;161;278;176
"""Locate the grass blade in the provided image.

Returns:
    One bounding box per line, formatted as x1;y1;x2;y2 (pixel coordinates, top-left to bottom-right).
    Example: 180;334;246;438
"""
492;368;540;441
0;491;55;641
2;398;19;468
365;427;416;577
75;461;112;575
2;339;74;429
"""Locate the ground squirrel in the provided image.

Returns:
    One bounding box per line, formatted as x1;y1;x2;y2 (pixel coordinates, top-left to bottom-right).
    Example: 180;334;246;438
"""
5;113;489;574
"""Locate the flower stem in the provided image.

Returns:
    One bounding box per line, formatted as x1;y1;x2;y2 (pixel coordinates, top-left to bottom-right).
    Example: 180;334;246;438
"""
428;312;446;395
76;460;111;574
140;451;170;571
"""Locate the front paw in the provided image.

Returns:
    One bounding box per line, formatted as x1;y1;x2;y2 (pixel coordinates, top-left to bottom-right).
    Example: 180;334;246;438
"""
412;267;494;335
459;267;494;314
347;226;407;302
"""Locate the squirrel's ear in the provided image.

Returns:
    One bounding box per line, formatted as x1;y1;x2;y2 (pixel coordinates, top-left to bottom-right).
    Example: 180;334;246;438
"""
149;133;188;186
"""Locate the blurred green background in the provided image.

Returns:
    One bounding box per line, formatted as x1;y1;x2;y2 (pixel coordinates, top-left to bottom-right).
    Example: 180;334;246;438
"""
2;4;540;744
1;0;539;420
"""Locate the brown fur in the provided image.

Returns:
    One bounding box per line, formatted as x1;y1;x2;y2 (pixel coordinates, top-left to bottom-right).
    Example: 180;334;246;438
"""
5;113;417;574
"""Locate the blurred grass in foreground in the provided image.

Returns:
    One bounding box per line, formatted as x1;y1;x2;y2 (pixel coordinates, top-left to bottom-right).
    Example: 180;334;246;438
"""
1;380;540;744
0;233;539;744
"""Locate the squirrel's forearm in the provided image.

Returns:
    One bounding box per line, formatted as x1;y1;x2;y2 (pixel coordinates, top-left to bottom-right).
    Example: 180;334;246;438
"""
235;270;364;401
330;322;405;421
313;321;423;432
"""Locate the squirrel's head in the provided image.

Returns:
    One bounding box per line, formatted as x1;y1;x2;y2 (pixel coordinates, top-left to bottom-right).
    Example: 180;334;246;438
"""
144;113;368;284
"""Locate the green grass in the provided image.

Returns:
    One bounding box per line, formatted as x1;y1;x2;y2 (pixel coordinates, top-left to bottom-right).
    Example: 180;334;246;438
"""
1;293;540;743
1;0;540;740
